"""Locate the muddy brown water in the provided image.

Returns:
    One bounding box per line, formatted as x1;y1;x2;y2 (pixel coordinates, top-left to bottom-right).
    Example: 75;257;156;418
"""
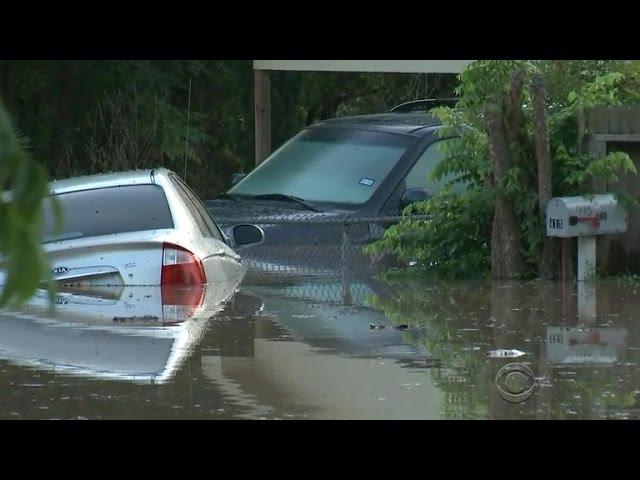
1;278;640;419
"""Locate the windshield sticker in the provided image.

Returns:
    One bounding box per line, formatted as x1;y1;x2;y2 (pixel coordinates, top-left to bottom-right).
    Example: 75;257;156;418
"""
359;177;375;187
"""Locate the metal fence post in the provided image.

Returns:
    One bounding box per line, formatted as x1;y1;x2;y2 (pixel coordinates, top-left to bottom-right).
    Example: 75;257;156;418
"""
341;219;352;306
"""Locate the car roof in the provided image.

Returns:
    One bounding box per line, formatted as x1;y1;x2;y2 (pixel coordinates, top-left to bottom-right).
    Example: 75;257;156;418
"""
49;168;172;195
312;113;442;136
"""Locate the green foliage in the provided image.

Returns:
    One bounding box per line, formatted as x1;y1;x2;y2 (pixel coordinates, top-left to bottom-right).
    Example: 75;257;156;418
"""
611;272;640;285
368;60;640;278
0;103;57;306
0;60;253;198
566;71;625;108
566;151;637;186
365;189;492;278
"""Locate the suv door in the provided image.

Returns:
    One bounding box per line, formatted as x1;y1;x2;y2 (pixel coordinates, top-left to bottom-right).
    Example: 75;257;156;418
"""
404;139;466;198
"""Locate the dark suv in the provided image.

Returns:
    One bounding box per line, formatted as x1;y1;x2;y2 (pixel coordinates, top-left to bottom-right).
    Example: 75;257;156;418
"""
206;107;464;277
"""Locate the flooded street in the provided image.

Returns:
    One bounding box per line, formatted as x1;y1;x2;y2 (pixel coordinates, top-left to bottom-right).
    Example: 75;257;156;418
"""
1;277;640;419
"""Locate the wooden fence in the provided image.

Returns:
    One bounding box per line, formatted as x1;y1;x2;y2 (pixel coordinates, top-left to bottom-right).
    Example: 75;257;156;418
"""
584;106;640;275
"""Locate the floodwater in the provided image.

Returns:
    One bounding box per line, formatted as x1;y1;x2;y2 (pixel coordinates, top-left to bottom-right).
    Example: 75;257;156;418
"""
1;276;640;419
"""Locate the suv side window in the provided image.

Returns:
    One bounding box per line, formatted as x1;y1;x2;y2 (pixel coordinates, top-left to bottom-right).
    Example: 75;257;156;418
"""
170;174;224;242
405;139;466;196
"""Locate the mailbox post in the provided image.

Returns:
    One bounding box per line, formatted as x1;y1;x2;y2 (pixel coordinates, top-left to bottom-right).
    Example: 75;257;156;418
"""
546;194;628;281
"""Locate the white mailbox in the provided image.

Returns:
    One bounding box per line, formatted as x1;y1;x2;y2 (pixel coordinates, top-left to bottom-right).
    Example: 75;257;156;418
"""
546;194;629;282
546;194;628;238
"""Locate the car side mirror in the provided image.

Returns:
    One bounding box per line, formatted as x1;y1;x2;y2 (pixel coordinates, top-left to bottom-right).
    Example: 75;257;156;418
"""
399;188;431;211
232;224;264;248
231;173;246;187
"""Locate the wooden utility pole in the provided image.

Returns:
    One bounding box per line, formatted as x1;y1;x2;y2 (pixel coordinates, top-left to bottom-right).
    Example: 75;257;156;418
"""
561;238;573;282
254;69;271;166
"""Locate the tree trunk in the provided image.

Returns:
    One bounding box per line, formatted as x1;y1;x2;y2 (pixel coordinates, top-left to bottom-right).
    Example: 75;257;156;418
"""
485;104;524;280
504;69;526;162
531;74;558;279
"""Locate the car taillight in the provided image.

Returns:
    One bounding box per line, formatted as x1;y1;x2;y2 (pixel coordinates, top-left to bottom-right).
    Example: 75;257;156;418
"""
161;243;206;286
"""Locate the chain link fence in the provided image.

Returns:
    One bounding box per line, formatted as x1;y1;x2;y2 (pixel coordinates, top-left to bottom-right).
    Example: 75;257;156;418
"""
209;202;431;282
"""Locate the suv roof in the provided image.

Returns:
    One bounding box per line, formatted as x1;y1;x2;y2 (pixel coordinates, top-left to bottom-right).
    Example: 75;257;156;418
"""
313;113;441;136
389;98;458;113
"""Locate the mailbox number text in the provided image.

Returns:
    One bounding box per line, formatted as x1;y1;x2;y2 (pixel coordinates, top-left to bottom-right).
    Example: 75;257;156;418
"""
549;218;563;230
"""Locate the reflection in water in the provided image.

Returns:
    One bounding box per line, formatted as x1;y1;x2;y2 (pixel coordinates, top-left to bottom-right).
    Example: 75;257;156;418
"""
370;280;640;419
2;275;640;419
0;277;242;385
546;327;627;364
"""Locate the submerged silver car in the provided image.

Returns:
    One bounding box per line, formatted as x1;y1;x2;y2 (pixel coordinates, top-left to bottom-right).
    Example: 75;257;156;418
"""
1;168;264;288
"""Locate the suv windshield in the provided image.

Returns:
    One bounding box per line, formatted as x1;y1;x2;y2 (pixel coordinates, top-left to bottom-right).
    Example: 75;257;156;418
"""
229;128;414;206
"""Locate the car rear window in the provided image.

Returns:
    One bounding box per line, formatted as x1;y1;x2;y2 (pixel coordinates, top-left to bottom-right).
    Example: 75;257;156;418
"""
169;173;224;241
42;184;174;243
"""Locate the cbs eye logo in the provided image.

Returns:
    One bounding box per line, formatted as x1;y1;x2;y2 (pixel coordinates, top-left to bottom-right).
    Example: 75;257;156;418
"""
495;363;536;403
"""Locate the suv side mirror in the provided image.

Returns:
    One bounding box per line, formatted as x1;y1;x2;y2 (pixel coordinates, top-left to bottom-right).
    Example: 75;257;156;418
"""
399;188;431;211
231;173;246;187
232;224;264;248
